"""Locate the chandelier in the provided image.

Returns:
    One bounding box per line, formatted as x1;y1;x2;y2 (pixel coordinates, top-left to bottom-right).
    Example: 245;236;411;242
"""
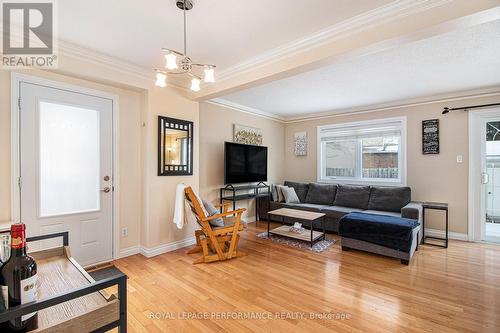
154;0;216;92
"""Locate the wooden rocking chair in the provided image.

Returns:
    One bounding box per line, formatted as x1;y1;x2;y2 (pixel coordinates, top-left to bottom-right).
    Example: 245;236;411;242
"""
184;186;247;264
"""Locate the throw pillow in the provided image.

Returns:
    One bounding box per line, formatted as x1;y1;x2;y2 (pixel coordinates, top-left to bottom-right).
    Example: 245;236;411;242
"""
283;181;309;203
202;199;224;227
271;184;279;202
281;186;300;204
276;185;287;202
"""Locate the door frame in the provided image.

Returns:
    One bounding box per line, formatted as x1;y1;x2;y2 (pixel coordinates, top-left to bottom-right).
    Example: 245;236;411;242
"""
10;72;120;263
468;107;500;242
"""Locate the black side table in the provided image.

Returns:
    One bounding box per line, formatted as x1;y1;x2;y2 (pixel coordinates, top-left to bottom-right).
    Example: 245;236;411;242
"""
422;202;448;248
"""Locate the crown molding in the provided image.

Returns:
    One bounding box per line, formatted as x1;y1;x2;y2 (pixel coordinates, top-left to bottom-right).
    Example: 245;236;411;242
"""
216;0;453;82
58;40;151;79
284;86;500;123
206;99;285;123
1;27;190;92
209;86;500;124
0;0;455;96
57;40;191;92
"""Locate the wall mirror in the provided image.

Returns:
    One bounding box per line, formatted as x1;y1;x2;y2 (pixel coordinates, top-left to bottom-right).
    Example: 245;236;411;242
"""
158;116;193;176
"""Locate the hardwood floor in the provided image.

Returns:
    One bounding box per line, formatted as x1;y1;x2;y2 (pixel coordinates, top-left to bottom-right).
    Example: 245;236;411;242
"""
113;222;500;332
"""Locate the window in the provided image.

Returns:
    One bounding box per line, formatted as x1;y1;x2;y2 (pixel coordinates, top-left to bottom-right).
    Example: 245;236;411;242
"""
318;117;406;184
39;101;101;217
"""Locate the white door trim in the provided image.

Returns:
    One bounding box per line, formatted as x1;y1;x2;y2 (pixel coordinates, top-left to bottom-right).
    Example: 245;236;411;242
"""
10;72;120;262
468;107;500;242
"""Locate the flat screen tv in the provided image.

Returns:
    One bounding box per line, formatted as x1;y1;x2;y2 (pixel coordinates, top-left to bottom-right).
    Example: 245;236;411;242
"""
224;142;268;184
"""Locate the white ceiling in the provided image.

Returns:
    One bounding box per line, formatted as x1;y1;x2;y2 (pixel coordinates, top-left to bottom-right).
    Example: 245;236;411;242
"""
216;19;500;119
57;0;392;71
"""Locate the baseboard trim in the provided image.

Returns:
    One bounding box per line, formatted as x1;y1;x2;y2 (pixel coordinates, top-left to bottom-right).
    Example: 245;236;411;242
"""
117;246;141;259
424;228;468;241
244;216;257;223
140;236;197;258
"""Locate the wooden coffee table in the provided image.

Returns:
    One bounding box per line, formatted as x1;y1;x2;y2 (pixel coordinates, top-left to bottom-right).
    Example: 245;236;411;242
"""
267;208;326;247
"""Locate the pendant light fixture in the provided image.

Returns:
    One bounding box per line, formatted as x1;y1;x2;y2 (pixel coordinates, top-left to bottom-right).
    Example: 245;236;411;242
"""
154;0;216;91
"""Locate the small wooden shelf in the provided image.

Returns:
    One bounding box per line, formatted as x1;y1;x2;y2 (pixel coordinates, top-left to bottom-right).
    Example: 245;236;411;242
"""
269;225;324;242
0;232;127;332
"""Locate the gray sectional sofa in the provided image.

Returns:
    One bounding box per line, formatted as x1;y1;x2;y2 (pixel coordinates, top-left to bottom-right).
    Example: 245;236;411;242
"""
259;181;422;232
258;181;423;263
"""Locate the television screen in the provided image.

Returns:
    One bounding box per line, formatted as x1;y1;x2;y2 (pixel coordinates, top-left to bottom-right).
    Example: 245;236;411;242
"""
224;142;268;184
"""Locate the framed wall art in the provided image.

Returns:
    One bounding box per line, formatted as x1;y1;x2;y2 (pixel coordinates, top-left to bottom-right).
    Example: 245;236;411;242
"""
422;119;439;154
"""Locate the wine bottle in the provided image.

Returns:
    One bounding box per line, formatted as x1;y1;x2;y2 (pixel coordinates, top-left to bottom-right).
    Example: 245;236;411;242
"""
0;224;38;331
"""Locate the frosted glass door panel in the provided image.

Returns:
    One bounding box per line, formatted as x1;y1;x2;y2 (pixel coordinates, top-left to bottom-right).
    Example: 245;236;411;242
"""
39;101;100;217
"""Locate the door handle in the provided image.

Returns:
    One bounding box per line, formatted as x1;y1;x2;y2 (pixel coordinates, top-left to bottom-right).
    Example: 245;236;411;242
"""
101;187;111;193
481;172;489;184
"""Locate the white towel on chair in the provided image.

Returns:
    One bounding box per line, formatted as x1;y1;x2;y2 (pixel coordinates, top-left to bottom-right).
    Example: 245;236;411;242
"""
173;183;188;229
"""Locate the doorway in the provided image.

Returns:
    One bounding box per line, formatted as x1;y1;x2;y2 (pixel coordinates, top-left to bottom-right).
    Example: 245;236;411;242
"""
12;74;117;266
469;108;500;243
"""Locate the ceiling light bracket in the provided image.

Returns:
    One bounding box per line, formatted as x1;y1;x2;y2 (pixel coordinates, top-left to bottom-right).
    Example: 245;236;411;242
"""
176;0;193;11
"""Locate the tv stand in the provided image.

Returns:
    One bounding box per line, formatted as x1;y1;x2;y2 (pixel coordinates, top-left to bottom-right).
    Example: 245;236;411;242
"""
219;182;270;221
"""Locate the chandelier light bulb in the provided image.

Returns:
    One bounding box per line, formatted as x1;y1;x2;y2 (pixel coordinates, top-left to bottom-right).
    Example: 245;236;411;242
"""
190;77;201;92
165;52;178;70
155;72;167;88
204;67;215;83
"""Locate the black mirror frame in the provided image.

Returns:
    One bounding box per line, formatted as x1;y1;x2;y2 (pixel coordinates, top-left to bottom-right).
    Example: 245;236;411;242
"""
157;116;194;176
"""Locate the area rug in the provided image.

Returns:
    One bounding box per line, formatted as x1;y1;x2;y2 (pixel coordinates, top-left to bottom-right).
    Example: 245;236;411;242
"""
256;232;335;253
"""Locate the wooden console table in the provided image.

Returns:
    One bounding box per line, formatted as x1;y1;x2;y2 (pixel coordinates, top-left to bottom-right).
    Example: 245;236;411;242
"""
0;232;127;332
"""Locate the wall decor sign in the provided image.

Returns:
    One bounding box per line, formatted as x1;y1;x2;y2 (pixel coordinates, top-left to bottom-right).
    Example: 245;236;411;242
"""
422;119;439;154
233;124;263;145
294;131;308;156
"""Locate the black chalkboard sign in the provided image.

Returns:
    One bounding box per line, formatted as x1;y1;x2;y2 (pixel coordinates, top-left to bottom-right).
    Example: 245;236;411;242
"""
422;119;439;154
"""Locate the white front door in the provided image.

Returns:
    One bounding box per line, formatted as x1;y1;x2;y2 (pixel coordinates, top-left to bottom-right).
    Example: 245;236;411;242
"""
19;81;114;266
469;108;500;243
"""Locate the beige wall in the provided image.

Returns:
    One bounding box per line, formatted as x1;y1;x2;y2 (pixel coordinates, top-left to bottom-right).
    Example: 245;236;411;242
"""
199;102;285;219
143;87;199;249
284;94;500;234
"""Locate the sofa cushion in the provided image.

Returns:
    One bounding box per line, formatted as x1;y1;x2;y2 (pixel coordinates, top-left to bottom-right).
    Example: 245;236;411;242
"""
363;210;401;218
285;203;330;212
282;186;300;204
305;183;337;205
284;181;309;203
334;185;371;209
322;206;364;219
368;186;411;212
